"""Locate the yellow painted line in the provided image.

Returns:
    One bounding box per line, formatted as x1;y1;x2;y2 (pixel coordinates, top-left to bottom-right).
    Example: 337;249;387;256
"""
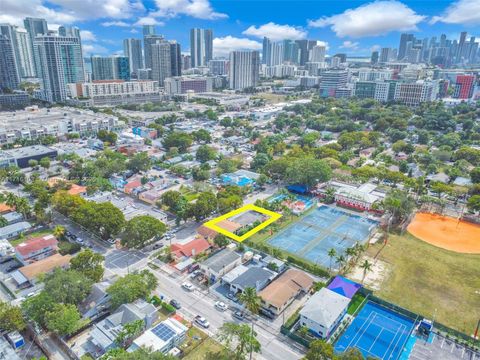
203;203;282;242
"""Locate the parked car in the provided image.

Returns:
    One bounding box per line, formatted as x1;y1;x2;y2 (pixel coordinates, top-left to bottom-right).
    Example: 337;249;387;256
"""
76;237;84;244
194;315;210;328
169;299;181;309
190;270;201;279
215;301;228;311
182;282;194;291
226;292;238;302
232;311;245;321
0;257;13;264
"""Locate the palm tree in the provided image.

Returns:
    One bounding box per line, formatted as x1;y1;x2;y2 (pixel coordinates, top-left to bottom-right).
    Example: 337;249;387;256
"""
238;287;261;360
327;248;337;273
335;255;346;273
360;260;373;284
5;192;17;208
53;225;66;240
345;247;356;267
14;197;31;219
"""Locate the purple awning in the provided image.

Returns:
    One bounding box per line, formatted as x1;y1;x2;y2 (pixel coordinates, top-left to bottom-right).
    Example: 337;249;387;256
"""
327;275;361;299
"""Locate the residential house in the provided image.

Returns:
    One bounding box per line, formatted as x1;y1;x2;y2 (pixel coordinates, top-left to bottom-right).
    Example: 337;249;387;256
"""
128;318;187;354
299;287;350;339
89;300;157;354
12;253;72;286
228;267;275;294
15;234;58;265
359;147;375;158
196;225;218;241
80;279;114;319
1;211;23;225
0;222;32;240
171;237;211;260
259;269;313;317
200;249;242;283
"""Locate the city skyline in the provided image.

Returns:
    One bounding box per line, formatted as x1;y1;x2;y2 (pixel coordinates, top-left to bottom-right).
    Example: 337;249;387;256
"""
1;0;479;57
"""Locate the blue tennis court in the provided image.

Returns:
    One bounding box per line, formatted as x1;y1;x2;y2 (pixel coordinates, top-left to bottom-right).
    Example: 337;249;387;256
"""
267;206;377;268
335;301;415;360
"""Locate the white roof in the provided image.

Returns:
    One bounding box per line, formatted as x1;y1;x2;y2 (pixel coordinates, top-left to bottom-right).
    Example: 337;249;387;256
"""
130;318;187;353
222;265;249;284
335;187;378;204
300;288;350;329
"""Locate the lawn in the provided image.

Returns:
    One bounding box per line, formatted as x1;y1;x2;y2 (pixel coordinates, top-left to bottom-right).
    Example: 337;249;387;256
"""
9;229;53;246
367;232;480;334
347;293;366;315
184;337;227;359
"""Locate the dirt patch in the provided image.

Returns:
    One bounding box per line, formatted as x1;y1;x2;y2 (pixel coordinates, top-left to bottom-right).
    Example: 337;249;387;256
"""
348;255;391;291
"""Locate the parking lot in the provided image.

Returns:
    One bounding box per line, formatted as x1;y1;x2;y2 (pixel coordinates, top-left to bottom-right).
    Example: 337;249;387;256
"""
409;333;479;360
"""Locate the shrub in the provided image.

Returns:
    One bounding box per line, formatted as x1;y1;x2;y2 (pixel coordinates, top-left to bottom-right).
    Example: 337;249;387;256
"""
58;241;81;255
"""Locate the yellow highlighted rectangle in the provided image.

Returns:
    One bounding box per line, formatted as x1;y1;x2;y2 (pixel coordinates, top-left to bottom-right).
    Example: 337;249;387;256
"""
203;204;282;242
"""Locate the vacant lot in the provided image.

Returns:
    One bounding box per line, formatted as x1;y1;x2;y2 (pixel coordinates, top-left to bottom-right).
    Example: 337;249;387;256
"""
367;232;480;334
184;337;227;359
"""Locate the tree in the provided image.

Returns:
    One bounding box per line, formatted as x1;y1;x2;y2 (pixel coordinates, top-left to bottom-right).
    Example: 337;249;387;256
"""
107;270;158;309
101;347;175;360
214;234;230;248
0;216;7;228
43;269;93;305
250;153;270;170
187;192;217;221
196;145;217;163
162;131;193;152
327;248;337;273
383;190;415;225
97;130;118;144
70;249;105;282
467;195;480;213
286;157;332;189
45;303;85;336
360;260;373;284
53;225;66;240
115;319;144;348
21;291;55;326
193;129;211;143
128;152;152;173
238;287;261;360
218;322;261;360
39;157;51;169
122;215;166;249
0;302;26;332
74;201;126;240
161;190;181;210
304;340;335;360
28;159;38;168
470;167;480;184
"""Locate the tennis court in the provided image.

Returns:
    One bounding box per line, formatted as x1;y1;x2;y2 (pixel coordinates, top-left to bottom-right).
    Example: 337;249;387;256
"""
267;206;377;268
335;301;415;360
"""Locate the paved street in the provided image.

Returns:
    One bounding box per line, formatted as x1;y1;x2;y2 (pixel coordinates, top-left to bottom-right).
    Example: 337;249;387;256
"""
149;266;305;360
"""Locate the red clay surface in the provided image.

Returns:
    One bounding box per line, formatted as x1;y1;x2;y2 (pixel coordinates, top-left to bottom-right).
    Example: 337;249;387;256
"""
407;212;480;254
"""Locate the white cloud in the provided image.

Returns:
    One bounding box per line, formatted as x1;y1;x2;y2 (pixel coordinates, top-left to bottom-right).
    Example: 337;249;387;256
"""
371;44;381;52
133;17;165;26
80;30;96;42
48;0;138;20
213;36;262;57
102;21;131;27
308;1;426;38
0;0;77;26
431;0;480;25
340;40;360;50
82;43;108;56
242;22;307;41
153;0;227;20
317;41;330;50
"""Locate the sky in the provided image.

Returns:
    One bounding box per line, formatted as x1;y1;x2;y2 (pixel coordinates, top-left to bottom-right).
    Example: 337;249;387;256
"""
1;0;480;57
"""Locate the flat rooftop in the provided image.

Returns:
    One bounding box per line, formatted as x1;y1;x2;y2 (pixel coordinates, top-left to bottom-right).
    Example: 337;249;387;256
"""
0;145;56;159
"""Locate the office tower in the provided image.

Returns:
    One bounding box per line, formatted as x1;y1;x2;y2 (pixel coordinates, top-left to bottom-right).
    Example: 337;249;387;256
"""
0;34;20;91
34;33;85;102
24;17;48;76
151;41;171;86
190;28;213;68
15;28;35;78
457;31;467;60
262;37;271;65
371;51;379;64
209;59;229;75
309;45;326;62
229;50;260;90
380;48;395;63
123;38;143;76
319;70;348;97
398;33;414;60
91;56;130;81
0;25;21;82
59;26;81;38
182;55;191;70
144;34;164;70
143;25;156;36
170;42;182;77
283;40;299;63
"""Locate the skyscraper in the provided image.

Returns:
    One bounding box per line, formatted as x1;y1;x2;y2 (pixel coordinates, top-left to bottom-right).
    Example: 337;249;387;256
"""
0;25;21;82
34;33;85;102
262;37;271;65
0;34;20;91
24;17;48;77
143;25;156;36
309;45;326;62
123;38;143;77
169;42;182;77
229;50;260;90
144;34;164;70
398;33;414;60
151;40;171;86
15;28;35;78
295;40;317;65
190;28;213;68
91;56;130;81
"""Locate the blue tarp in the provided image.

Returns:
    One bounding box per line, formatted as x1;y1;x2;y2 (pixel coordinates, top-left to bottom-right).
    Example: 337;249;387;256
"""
287;184;309;194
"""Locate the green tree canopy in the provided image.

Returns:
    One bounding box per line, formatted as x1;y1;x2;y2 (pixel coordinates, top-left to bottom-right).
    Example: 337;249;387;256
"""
128;152;152;173
121;215;166;249
0;302;26;332
45;303;85;336
70;249;105;282
218;322;261;360
196;145;217;163
286;157;332;188
43;269;93;305
107;270;158;309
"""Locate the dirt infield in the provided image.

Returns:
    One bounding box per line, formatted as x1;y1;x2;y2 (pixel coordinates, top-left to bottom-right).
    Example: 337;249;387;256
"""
407;212;480;254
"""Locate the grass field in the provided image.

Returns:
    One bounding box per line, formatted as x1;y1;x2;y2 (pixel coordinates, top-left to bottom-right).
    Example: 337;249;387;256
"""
252;93;288;104
367;232;480;334
184;338;227;359
347;293;366;315
9;229;53;246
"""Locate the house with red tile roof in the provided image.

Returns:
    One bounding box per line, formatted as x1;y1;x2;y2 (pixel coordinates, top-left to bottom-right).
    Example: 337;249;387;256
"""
15;234;58;265
171;237;211;260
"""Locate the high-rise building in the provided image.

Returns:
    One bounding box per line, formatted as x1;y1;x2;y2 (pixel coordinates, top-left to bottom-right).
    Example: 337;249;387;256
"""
379;48;395;63
190;28;213;68
319;70;348;97
123;38;143;77
170;42;182;77
150;41;171;86
0;34;20;91
91;56;130;81
209;59;229;75
34;33;85;102
398;33;414;60
262;37;271;65
229;50;260;90
14;28;35;78
454;74;475;99
182;55;191;71
309;45;326;62
371;51;379;64
24;17;48;77
294;40;317;65
283;40;299;63
144;34;164;70
143;25;156;36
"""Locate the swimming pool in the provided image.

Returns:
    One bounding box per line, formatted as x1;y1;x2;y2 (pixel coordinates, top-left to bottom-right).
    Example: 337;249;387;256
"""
267;206;377;268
